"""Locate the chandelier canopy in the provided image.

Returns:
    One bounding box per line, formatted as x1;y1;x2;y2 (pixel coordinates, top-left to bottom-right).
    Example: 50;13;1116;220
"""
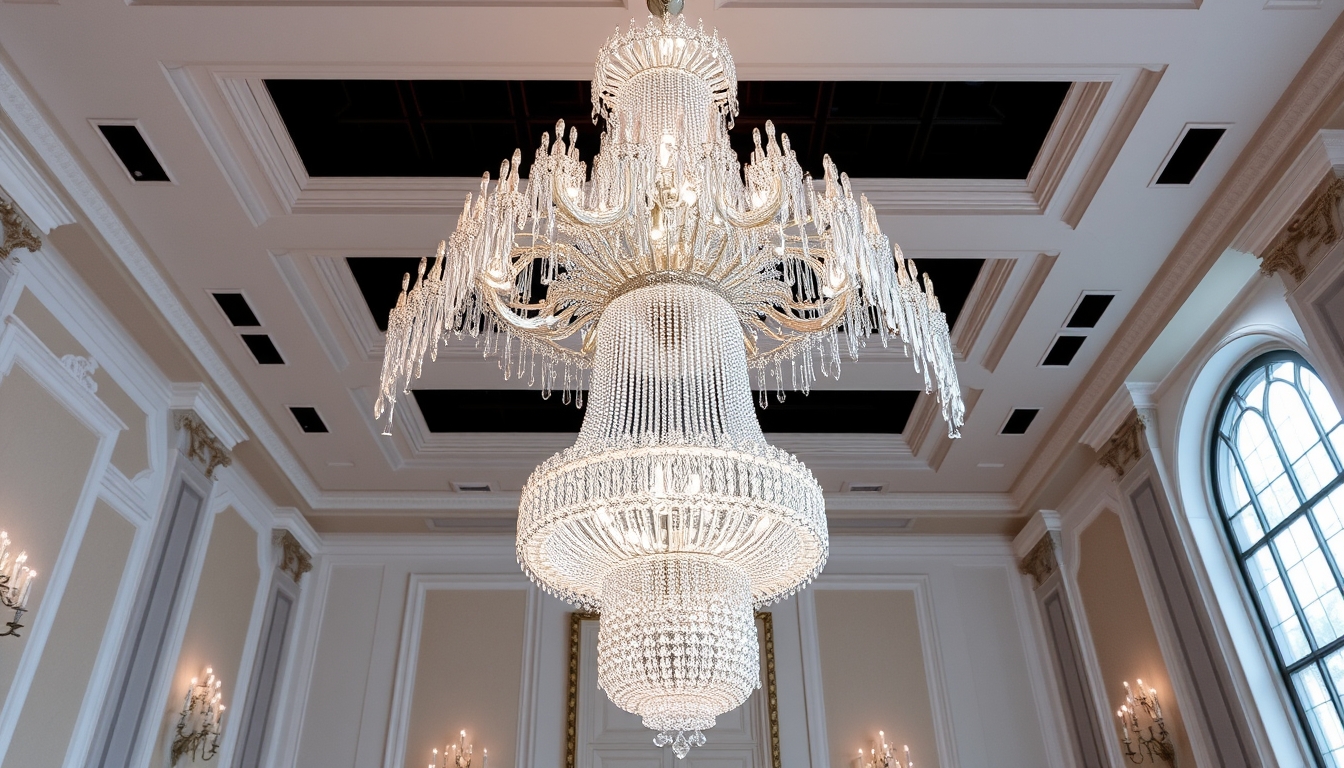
375;10;964;759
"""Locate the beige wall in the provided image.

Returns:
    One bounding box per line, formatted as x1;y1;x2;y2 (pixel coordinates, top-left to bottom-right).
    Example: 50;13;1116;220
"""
13;289;148;477
2;501;135;768
0;365;100;700
815;590;937;768
152;508;261;767
404;589;526;768
1076;510;1195;768
297;565;385;768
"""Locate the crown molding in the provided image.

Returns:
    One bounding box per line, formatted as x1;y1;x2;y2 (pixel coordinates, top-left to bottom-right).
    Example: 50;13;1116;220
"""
0;123;74;234
1231;128;1344;257
1013;12;1344;507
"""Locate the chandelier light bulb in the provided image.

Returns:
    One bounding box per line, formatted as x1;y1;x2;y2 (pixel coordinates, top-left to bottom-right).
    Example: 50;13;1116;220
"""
373;7;965;758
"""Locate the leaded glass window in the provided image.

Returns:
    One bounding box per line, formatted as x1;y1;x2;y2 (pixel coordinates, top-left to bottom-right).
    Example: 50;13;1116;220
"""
1214;352;1344;766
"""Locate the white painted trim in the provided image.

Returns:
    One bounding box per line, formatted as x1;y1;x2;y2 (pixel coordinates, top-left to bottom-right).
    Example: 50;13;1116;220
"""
383;573;532;768
794;589;829;768
171;382;248;449
1231;128;1344;257
0;122;74;233
0;315;125;764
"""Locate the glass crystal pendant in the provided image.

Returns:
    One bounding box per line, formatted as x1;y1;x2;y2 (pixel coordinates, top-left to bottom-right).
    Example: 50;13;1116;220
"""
374;8;964;757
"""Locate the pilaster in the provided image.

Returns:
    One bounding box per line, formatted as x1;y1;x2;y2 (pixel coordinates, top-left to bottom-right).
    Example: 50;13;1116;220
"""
1099;409;1264;768
1013;510;1111;768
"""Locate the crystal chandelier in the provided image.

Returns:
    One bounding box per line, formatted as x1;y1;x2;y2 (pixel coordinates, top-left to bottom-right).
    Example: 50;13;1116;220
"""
375;6;964;757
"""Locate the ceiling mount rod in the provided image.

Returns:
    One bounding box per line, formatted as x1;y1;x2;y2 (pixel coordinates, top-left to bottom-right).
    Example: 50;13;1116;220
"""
646;0;684;16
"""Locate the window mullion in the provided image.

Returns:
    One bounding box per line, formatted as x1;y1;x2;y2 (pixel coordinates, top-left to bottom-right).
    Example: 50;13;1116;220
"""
1296;364;1343;475
1266;534;1322;653
1229;433;1274;542
1259;402;1309;506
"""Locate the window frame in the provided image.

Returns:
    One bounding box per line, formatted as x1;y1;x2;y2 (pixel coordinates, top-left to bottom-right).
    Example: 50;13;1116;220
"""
1211;349;1344;768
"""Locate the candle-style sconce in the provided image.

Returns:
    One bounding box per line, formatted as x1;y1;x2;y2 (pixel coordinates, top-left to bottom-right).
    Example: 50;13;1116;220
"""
1117;679;1175;765
854;731;912;768
0;531;36;637
431;730;487;768
171;667;226;765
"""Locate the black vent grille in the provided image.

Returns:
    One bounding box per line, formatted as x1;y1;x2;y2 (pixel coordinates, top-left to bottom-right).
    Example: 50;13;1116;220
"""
96;123;170;182
1001;408;1040;435
1155;127;1225;185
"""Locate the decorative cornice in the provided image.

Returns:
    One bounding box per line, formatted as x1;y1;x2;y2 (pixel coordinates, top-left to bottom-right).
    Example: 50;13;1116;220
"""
1260;176;1344;282
272;530;312;583
175;413;233;479
1017;531;1062;588
1098;410;1148;479
0;199;39;262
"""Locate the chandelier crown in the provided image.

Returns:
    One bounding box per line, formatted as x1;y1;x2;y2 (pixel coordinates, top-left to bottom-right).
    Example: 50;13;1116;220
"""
592;15;738;129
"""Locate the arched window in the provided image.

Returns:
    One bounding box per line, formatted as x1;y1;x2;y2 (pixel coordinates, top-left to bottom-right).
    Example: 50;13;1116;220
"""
1215;351;1344;766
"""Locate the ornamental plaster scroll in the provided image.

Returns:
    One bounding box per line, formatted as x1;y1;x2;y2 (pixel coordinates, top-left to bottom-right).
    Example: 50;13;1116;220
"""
0;198;40;262
1260;176;1344;283
1098;409;1148;479
175;413;233;479
59;354;98;394
272;530;312;583
1018;531;1063;587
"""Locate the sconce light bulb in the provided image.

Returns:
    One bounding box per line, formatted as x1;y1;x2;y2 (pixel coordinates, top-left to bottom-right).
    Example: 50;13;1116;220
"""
461;730;466;737
191;678;197;685
206;667;212;674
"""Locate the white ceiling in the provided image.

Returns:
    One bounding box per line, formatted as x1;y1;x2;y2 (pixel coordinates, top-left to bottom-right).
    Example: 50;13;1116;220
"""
0;0;1338;530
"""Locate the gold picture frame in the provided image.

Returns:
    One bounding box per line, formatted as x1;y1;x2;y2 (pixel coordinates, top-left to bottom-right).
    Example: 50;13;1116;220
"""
565;611;781;768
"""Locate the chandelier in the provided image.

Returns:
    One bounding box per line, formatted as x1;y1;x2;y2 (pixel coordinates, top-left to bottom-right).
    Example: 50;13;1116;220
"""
375;6;963;758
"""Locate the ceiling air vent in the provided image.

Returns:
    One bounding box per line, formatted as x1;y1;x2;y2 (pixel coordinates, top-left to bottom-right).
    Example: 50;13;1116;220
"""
842;482;887;493
829;517;914;533
94;122;171;182
211;292;261;327
240;334;285;365
1001;408;1040;435
1154;126;1226;186
451;481;496;493
288;406;328;433
1041;334;1086;367
1065;293;1116;329
425;517;516;533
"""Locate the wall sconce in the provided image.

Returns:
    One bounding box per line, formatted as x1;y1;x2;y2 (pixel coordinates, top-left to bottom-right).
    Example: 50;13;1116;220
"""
0;531;36;638
854;731;912;768
171;667;226;765
1117;679;1175;765
430;730;487;768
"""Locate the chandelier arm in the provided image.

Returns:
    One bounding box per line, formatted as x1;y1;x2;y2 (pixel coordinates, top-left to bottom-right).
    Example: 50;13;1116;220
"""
713;176;782;230
757;294;849;336
553;165;636;228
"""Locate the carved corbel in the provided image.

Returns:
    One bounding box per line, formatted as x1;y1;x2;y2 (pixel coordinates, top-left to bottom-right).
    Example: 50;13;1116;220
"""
1018;531;1062;587
1098;410;1148;479
0;199;40;262
1260;176;1344;283
272;530;312;583
175;413;233;479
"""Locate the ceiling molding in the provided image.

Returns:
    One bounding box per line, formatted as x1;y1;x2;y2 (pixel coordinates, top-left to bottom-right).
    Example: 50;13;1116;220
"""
951;258;1016;359
1230;128;1344;256
166;62;1154;220
0;122;74;233
0;51;331;507
1013;13;1344;506
720;0;1192;7
138;0;622;5
1061;66;1165;229
980;252;1059;373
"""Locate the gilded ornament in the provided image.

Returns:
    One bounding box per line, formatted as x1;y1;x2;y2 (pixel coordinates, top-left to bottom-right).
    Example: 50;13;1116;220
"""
0;199;40;262
1098;410;1148;479
175;413;233;479
1260;176;1344;282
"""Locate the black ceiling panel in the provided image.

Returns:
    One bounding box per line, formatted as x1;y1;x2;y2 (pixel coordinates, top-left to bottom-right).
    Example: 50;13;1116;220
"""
1041;334;1086;367
1155;128;1225;185
211;292;261;327
348;256;982;334
267;80;1070;181
412;389;919;434
1001;408;1039;435
96;123;170;182
1066;293;1115;329
241;334;285;365
289;406;329;433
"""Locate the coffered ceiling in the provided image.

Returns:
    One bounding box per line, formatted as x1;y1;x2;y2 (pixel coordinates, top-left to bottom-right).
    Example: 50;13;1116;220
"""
0;0;1339;533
